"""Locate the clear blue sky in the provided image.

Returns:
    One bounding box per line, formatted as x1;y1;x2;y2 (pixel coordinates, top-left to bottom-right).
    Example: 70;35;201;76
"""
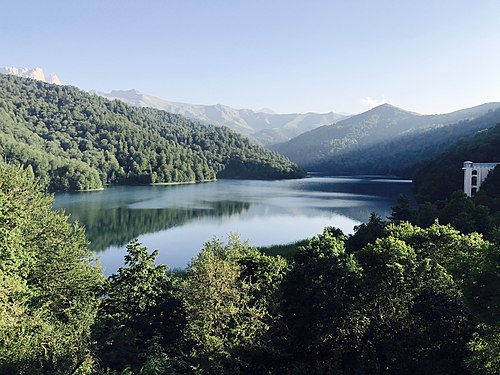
2;0;500;114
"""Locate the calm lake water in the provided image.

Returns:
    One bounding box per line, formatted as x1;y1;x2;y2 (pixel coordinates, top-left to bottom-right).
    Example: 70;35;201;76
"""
53;177;413;275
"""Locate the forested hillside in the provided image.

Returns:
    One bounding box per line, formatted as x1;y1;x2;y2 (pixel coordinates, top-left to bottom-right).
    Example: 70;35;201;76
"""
272;102;500;175
414;123;500;202
0;74;304;191
98;89;349;145
315;107;500;177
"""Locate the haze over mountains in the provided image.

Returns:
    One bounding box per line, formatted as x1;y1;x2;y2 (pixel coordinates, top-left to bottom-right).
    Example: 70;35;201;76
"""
97;89;349;145
1;66;349;145
3;65;500;181
271;102;500;177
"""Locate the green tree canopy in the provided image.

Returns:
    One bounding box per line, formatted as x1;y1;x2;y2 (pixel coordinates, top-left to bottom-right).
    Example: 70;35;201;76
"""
0;163;104;374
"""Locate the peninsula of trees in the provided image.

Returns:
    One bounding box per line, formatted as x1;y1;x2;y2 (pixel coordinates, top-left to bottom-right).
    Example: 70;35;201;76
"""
0;74;304;191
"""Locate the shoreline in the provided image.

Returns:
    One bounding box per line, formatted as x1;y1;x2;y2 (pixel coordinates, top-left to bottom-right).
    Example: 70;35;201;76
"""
76;187;105;192
148;178;217;186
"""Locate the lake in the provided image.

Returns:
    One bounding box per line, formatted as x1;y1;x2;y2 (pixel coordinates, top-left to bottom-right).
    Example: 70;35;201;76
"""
53;176;414;275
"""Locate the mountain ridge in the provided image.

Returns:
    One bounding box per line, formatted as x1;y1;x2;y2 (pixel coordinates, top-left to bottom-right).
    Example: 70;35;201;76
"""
1;66;348;145
271;102;500;173
97;89;349;145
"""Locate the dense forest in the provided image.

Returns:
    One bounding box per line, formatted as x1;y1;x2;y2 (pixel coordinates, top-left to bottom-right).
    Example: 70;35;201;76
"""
271;102;500;177
312;109;500;178
0;162;498;374
0;74;304;192
414;122;500;202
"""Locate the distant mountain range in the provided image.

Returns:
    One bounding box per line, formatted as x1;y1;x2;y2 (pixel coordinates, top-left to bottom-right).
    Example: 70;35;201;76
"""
4;66;500;181
1;66;349;145
96;89;349;145
0;66;62;85
271;102;500;177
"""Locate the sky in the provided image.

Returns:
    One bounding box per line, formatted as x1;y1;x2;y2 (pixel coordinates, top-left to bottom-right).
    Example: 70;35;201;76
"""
2;0;500;115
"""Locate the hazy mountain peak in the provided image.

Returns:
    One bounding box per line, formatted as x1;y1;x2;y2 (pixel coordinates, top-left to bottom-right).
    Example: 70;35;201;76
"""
0;66;62;85
257;107;276;114
367;103;420;117
107;89;143;100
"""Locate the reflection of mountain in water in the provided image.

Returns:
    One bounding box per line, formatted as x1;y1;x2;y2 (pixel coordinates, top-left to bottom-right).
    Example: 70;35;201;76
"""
64;200;250;251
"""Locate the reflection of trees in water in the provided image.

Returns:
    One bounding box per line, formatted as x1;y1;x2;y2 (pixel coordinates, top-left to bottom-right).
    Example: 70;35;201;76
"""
65;201;250;251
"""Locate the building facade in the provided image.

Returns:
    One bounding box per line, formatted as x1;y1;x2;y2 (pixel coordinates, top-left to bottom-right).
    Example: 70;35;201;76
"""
463;161;499;197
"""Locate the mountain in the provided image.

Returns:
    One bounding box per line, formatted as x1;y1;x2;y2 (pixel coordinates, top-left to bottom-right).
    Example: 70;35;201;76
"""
413;122;500;203
0;74;304;191
0;66;62;85
97;89;348;145
271;102;500;175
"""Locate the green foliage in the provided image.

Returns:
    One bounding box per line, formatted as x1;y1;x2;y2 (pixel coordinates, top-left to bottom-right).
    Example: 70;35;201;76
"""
345;212;385;252
257;239;309;260
87;218;496;375
279;229;366;373
0;163;104;374
414;123;500;203
462;243;500;375
0;74;304;192
440;191;494;235
3;156;498;373
273;103;500;177
183;235;287;373
467;323;500;375
387;194;416;224
93;240;185;373
276;223;474;374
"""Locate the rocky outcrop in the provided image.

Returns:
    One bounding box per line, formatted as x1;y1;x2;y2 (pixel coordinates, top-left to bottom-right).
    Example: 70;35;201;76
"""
0;66;62;85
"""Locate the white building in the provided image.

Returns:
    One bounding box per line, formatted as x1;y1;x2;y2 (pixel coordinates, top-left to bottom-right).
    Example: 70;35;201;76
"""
463;161;499;196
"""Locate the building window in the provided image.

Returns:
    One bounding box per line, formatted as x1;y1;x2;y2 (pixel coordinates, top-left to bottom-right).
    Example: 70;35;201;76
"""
472;176;478;186
471;187;477;195
472;170;478;175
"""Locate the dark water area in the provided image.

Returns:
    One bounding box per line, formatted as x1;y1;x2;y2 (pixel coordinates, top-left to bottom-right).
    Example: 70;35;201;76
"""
54;176;414;275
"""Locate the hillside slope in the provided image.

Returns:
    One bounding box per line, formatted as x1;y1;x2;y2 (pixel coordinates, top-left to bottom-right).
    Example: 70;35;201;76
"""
413;123;500;202
98;89;348;145
315;107;500;178
272;103;500;174
0;74;304;191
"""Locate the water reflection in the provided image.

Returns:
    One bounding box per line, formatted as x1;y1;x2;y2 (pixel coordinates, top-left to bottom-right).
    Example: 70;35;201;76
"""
54;177;414;274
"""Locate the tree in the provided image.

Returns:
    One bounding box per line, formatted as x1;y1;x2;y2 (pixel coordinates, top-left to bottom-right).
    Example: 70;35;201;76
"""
278;229;365;373
0;163;104;374
440;191;493;235
345;212;386;253
93;240;185;373
277;223;474;374
183;235;287;373
461;242;500;375
388;194;415;224
356;234;470;374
